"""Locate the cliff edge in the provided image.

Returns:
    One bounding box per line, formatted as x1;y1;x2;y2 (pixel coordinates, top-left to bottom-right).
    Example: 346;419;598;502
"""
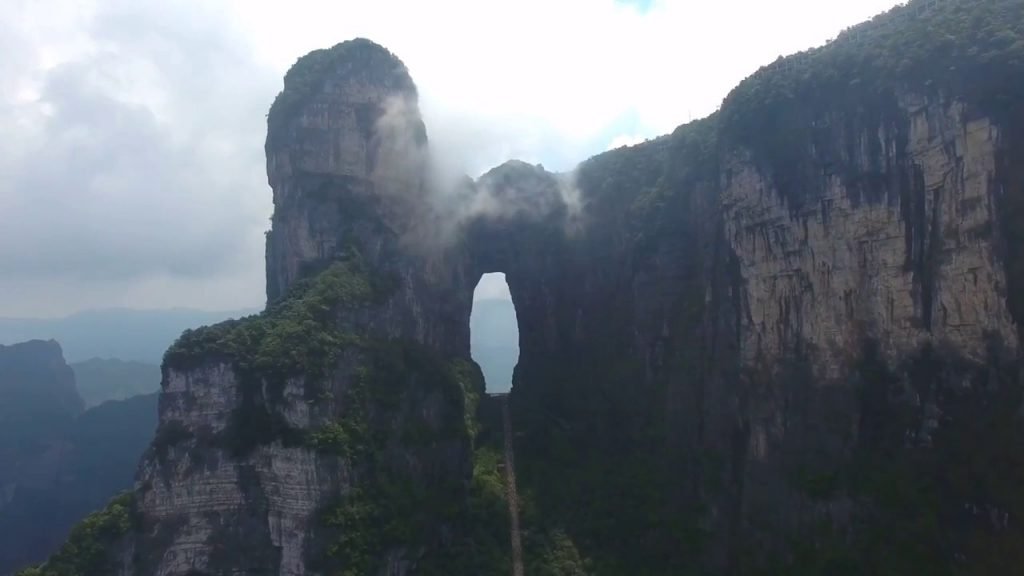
28;1;1024;573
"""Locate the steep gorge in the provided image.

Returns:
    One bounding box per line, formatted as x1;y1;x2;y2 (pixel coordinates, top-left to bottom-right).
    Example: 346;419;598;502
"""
28;0;1024;574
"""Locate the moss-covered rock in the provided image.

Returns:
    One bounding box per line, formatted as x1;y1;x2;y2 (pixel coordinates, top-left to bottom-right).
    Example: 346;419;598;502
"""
161;256;382;456
164;257;373;377
417;428;511;575
308;351;488;574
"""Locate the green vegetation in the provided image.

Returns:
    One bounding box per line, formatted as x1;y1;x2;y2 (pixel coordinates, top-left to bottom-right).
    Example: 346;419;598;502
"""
742;340;1024;575
321;488;382;576
164;258;372;378
16;493;134;576
719;0;1024;206
517;440;706;576
162;256;379;455
307;422;357;455
529;529;592;576
314;353;486;574
417;444;510;575
451;359;481;441
160;243;493;575
306;372;371;459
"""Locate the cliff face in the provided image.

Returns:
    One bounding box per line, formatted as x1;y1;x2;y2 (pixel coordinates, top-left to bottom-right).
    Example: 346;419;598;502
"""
0;341;157;575
0;340;82;421
0;340;82;512
264;38;431;306
35;1;1024;574
501;2;1024;573
109;40;482;576
722;96;1016;374
1;392;157;575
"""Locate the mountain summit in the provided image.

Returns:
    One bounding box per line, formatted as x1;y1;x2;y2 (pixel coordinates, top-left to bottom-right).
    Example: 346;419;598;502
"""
29;1;1024;574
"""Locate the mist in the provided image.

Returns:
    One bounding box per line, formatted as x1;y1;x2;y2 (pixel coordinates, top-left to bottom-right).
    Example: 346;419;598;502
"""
0;0;904;317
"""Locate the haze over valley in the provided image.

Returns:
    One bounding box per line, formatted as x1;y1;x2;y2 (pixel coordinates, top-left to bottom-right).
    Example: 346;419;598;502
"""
4;1;1024;575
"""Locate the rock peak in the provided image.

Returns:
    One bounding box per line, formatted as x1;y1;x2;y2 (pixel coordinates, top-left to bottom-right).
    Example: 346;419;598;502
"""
266;37;418;144
264;38;429;301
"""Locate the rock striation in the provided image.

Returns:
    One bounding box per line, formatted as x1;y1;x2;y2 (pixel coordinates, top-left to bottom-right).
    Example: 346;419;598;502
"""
32;1;1024;574
99;40;484;576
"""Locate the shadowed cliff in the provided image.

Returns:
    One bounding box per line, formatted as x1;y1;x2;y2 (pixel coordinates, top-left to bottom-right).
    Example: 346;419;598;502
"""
26;1;1024;574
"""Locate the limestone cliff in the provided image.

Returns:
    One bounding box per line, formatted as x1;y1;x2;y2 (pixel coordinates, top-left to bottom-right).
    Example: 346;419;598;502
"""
264;38;431;305
65;40;484;576
501;1;1024;573
31;1;1024;574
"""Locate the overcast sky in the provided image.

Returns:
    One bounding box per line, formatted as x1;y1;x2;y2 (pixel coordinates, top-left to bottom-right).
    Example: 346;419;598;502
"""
0;0;902;317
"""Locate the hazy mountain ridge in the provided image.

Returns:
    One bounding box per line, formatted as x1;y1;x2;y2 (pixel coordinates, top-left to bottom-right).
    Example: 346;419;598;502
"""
0;342;157;575
26;0;1024;574
70;358;161;408
0;308;257;364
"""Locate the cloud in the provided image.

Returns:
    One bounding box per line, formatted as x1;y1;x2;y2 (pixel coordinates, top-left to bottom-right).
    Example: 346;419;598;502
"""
474;273;513;302
0;0;275;316
227;0;904;174
607;134;647;151
0;0;903;316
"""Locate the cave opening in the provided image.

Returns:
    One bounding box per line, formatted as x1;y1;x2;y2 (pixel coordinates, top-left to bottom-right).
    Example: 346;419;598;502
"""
470;272;519;394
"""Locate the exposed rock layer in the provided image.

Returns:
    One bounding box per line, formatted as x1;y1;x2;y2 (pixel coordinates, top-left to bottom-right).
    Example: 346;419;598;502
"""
39;1;1024;574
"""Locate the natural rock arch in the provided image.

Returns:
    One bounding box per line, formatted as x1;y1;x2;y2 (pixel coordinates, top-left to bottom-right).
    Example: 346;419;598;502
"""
34;9;1024;572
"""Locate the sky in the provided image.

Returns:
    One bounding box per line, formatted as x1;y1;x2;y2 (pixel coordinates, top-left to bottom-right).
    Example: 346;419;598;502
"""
0;0;904;317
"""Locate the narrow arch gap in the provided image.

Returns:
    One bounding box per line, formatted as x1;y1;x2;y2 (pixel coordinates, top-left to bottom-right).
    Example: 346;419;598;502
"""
470;272;519;394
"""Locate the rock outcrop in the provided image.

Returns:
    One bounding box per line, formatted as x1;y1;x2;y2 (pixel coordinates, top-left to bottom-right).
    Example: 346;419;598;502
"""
33;1;1024;574
0;339;82;421
0;339;82;514
721;95;1016;375
100;40;483;576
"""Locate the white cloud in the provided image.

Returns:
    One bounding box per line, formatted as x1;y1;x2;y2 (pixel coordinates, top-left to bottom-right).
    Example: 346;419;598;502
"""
225;0;901;172
608;134;647;151
0;0;903;316
474;273;512;302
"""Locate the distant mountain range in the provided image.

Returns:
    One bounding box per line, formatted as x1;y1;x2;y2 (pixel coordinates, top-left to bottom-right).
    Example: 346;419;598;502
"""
0;303;522;393
0;299;521;572
70;358;162;408
470;298;518;393
0;340;158;574
0;307;258;364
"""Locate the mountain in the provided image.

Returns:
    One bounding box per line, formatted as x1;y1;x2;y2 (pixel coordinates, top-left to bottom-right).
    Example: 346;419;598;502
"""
470;298;518;393
0;340;82;512
70;358;161;408
0;393;159;575
34;1;1024;574
0;308;257;364
0;340;82;420
0;342;158;575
